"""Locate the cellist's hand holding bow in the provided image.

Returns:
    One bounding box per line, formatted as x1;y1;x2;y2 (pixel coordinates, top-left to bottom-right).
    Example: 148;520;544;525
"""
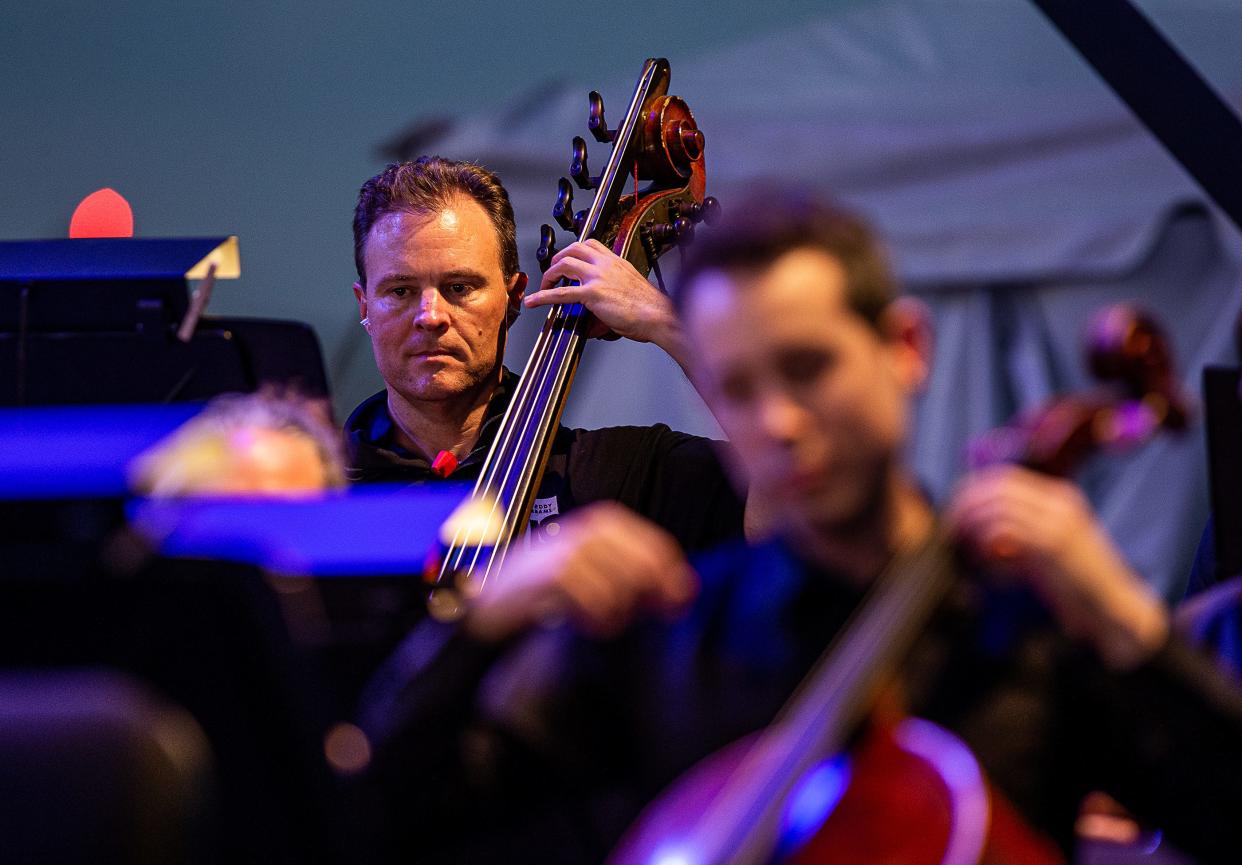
946;464;1169;670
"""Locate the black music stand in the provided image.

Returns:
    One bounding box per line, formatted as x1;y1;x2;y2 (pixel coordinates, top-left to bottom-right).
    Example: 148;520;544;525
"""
0;237;328;404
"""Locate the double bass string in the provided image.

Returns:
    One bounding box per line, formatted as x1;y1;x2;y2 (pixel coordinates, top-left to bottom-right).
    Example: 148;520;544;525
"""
447;297;586;586
484;305;588;585
443;298;567;578
438;288;563;579
476;310;569;579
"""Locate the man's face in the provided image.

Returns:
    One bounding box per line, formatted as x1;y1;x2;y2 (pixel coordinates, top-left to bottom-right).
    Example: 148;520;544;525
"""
684;249;924;536
354;196;522;405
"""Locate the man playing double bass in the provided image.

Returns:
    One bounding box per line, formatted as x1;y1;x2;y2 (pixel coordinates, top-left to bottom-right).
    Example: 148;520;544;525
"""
345;156;744;552
358;191;1242;864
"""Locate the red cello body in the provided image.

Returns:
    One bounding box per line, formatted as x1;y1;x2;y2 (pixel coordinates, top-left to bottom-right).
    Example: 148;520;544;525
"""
609;714;1064;865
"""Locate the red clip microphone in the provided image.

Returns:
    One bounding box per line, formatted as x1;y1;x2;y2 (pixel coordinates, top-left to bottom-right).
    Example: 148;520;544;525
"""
431;450;459;478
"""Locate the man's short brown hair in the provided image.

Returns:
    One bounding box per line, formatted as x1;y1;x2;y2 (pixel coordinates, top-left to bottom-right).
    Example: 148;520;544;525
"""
353;156;520;287
675;190;898;328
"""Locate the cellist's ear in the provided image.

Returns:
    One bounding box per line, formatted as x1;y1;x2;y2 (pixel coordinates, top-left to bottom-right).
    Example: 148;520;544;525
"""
878;296;933;395
506;272;528;328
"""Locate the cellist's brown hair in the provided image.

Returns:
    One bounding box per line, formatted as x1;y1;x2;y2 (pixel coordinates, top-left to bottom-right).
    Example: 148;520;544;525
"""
353;156;520;288
675;191;898;329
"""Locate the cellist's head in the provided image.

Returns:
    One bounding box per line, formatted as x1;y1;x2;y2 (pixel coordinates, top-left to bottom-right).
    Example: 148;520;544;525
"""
676;191;931;539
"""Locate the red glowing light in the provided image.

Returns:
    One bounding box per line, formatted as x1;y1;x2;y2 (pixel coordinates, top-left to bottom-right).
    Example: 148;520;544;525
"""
69;187;134;238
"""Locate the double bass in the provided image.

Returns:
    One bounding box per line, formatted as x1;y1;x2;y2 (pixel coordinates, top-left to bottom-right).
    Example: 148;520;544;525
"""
424;58;719;618
606;305;1189;865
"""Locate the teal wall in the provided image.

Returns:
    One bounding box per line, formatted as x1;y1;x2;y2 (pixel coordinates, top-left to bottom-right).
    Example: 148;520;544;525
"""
0;0;829;419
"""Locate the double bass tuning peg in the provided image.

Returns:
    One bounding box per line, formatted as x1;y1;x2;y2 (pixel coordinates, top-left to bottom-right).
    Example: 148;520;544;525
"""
683;196;722;226
646;217;695;249
553;178;575;232
552;179;588;236
570;137;595;190
588;91;615;143
536;224;558;273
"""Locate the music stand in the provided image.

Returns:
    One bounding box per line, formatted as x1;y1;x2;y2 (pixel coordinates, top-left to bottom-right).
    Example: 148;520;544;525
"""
0;237;328;404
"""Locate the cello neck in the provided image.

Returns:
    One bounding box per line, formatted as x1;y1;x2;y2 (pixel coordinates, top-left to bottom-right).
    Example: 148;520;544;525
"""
691;533;959;865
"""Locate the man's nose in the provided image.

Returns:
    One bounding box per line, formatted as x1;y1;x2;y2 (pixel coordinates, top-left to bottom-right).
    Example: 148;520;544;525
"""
413;288;448;330
756;389;808;444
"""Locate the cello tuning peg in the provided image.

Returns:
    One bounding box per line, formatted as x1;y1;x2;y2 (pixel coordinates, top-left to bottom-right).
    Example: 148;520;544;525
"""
588;91;615;143
573;209;588;236
570;136;596;190
685;196;722;226
553;178;575;232
536;224;558;273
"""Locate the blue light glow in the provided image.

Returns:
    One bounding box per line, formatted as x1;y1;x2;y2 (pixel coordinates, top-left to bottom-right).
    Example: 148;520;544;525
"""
779;754;852;854
129;483;470;576
0;403;202;499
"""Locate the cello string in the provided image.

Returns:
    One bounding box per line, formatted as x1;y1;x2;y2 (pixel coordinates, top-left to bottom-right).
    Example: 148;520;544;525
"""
743;553;949;854
694;539;951;860
702;565;944;862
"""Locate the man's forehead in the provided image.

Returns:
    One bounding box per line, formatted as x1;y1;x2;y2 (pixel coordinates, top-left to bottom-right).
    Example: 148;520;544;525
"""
364;197;499;264
685;248;850;324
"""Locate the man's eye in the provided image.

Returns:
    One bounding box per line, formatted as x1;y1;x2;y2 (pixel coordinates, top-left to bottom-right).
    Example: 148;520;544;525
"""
719;374;754;404
778;349;832;385
390;286;408;298
446;283;471;296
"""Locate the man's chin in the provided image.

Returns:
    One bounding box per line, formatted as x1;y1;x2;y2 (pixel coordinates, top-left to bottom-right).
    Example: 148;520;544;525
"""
807;487;892;538
393;371;486;404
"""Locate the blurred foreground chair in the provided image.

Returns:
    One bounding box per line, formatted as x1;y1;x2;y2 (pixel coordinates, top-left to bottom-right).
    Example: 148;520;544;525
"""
0;670;213;865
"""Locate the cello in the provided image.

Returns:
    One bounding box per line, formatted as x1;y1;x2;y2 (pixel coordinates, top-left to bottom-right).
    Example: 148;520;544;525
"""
606;305;1190;865
426;58;719;617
